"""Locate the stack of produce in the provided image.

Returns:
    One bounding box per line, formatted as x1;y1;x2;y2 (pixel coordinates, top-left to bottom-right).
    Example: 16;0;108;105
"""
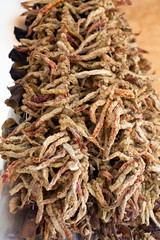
0;0;160;239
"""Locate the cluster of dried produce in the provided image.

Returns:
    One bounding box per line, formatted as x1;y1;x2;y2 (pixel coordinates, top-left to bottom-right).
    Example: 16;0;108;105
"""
0;0;160;239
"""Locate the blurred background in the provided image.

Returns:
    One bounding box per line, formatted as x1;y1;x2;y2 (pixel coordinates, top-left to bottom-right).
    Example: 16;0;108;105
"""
121;0;160;88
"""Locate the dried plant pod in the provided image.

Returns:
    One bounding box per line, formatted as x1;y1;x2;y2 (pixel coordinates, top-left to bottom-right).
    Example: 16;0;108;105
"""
0;0;160;239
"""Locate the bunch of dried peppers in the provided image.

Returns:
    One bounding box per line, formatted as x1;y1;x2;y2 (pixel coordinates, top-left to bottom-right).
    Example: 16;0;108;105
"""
0;0;160;239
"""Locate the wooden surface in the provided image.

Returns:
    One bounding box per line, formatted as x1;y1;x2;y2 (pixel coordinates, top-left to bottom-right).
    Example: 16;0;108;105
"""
121;0;160;91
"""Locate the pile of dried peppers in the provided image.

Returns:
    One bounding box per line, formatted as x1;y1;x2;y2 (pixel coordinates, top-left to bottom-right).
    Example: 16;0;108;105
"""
0;0;160;239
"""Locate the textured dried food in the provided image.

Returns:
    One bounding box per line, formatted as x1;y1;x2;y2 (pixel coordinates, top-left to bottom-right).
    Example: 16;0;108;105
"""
0;0;160;239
